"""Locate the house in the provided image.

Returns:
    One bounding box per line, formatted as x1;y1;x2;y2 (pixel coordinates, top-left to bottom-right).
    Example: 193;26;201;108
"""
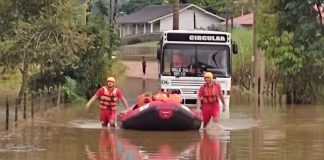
115;4;225;39
221;12;253;28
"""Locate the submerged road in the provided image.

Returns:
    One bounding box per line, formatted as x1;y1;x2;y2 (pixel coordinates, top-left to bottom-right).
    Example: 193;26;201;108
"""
121;60;159;79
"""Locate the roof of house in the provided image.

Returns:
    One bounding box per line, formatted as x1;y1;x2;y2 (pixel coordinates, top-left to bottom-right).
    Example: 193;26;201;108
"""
116;3;225;24
221;12;253;26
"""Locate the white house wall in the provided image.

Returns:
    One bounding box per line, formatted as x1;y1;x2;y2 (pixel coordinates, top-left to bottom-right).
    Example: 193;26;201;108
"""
160;17;172;31
159;8;222;31
194;9;222;29
121;24;131;36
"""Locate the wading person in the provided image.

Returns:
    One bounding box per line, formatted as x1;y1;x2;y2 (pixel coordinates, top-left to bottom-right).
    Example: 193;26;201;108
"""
197;72;225;130
85;77;130;128
142;56;146;76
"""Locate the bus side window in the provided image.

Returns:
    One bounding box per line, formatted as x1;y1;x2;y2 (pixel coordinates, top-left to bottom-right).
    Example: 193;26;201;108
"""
162;50;172;75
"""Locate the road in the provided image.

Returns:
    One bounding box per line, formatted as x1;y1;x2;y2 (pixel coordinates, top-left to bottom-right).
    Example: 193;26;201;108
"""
121;60;159;79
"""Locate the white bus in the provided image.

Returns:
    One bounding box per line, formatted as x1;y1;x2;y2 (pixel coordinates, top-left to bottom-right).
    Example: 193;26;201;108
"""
157;30;238;118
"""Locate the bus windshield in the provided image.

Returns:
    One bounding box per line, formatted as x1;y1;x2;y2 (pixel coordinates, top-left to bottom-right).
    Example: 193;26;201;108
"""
161;44;230;78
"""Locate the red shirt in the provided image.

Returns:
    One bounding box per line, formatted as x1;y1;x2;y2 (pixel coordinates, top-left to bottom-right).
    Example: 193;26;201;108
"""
95;86;123;98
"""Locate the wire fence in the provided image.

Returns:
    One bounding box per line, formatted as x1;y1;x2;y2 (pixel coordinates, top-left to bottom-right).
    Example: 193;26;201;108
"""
1;85;66;131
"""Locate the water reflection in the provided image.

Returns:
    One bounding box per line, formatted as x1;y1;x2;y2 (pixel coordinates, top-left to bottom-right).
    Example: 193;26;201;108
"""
198;132;224;160
80;129;231;160
117;130;201;159
120;77;159;104
85;129;117;160
2;76;324;160
141;79;146;93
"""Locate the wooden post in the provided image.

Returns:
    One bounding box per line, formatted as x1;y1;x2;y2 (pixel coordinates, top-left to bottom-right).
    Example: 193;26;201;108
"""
172;0;179;30
56;84;62;107
15;98;18;123
23;92;26;119
38;89;42;111
274;83;277;101
271;82;274;99
31;92;34;118
43;88;47;110
252;0;259;90
257;77;261;95
5;96;9;130
47;87;51;104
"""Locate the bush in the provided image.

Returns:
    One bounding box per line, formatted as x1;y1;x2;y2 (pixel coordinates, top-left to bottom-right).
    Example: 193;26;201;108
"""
231;28;253;87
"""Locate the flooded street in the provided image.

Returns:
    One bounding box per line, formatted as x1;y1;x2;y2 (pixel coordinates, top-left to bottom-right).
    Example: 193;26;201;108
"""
1;76;324;160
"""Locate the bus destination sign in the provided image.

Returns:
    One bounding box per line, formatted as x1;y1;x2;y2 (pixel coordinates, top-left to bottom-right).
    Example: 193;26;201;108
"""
166;33;227;43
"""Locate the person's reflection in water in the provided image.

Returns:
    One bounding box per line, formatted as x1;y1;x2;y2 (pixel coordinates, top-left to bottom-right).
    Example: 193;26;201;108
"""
120;141;177;160
85;129;117;160
197;132;221;160
155;144;177;160
118;137;146;159
141;78;146;93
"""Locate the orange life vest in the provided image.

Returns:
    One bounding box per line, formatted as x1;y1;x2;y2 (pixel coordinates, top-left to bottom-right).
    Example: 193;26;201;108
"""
136;93;152;107
168;94;182;103
202;83;219;104
99;87;118;110
152;92;168;101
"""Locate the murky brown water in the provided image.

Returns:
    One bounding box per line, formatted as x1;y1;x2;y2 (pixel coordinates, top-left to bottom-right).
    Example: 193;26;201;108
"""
1;77;324;160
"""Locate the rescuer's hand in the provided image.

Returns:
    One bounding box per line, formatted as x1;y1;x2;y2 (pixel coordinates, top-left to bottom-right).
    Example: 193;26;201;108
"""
222;105;226;112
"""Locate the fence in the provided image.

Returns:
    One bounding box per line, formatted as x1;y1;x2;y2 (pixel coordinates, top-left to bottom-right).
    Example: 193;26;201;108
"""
2;85;65;130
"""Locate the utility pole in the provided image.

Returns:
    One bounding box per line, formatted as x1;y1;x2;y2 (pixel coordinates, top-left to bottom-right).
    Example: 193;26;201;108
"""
225;0;229;31
173;0;179;30
252;0;258;90
86;0;92;24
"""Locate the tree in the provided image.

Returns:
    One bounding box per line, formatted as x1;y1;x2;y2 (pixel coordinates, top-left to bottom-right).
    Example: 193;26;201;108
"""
186;0;253;16
0;0;91;99
258;0;324;104
69;0;122;98
119;0;166;14
172;0;179;30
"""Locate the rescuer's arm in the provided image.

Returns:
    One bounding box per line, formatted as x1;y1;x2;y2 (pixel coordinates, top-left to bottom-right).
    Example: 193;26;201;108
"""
120;96;130;109
219;90;226;112
85;95;98;110
197;94;205;112
197;87;203;111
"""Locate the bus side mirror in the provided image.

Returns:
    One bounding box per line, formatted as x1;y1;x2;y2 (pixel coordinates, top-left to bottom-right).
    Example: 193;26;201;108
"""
157;48;161;60
232;43;238;54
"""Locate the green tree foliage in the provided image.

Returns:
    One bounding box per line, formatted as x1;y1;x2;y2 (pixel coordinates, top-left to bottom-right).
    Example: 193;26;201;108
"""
118;0;253;17
231;28;252;90
187;0;253;16
119;0;167;14
72;16;121;99
258;0;324;104
187;0;226;14
0;0;91;99
0;0;123;102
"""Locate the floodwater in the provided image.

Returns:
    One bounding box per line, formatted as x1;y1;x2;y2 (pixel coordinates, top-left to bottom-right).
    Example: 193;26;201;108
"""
1;77;324;160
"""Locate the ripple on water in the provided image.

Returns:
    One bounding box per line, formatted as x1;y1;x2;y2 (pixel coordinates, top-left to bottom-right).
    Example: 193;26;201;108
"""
0;143;46;153
68;119;103;129
218;117;258;131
